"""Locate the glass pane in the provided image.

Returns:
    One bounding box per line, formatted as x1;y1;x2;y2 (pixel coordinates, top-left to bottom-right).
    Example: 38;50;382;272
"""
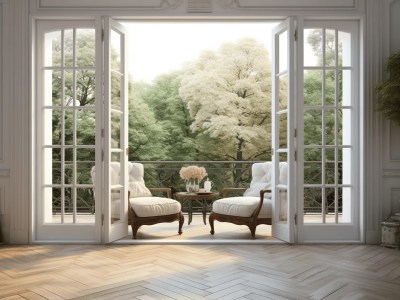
111;72;122;110
111;187;122;224
340;147;352;185
46;109;61;145
43;187;61;223
338;31;351;67
304;148;322;162
304;187;323;223
278;30;288;73
64;70;74;106
325;29;336;67
64;109;74;145
63;187;73;223
111;152;121;162
44;30;61;67
279;73;288;110
111;30;121;72
65;147;73;163
278;113;287;149
304;29;322;67
339;108;352;146
111;112;121;149
325;187;336;223
303;70;322;106
325;161;336;185
76;70;96;106
64;29;74;67
278;152;288;164
52;148;62;185
76;29;95;67
64;163;73;184
77;147;95;162
325;109;336;146
340;187;352;223
76;161;94;185
77;109;95;145
339;70;352;106
304;161;322;184
304;109;322;145
44;70;62;106
325;148;335;161
76;188;95;223
278;188;288;223
325;70;336;106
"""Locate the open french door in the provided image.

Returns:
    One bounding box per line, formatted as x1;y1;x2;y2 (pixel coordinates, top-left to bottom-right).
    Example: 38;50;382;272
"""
100;18;129;243
271;18;296;243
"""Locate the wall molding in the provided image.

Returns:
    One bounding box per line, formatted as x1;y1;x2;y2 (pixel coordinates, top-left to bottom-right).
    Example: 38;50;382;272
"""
0;2;3;163
217;0;358;10
364;0;393;244
4;0;30;244
34;0;183;10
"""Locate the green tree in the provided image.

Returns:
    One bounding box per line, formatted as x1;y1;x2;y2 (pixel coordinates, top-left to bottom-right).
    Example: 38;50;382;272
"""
128;81;168;161
142;72;197;161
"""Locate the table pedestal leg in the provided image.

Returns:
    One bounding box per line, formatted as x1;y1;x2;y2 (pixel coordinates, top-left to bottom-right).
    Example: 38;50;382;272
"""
188;200;192;225
202;200;207;225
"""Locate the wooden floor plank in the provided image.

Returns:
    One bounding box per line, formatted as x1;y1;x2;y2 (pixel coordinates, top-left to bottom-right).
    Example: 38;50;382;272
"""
1;243;400;300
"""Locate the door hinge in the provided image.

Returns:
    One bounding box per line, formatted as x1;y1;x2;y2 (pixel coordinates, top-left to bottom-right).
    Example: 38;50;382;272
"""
102;150;104;161
294;150;297;161
294;128;297;138
101;29;104;41
294;213;297;225
101;129;104;137
101;213;104;226
294;29;297;42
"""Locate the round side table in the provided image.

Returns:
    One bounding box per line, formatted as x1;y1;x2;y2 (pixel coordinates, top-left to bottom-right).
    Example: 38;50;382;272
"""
174;192;219;225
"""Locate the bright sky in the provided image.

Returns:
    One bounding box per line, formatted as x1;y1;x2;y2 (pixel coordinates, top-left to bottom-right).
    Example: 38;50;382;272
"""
122;22;279;83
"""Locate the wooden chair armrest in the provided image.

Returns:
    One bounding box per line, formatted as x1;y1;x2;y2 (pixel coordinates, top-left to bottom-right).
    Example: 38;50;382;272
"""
260;189;272;198
149;187;172;198
222;187;247;198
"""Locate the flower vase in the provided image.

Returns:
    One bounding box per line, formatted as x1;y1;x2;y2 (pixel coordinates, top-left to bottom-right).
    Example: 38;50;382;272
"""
186;178;199;193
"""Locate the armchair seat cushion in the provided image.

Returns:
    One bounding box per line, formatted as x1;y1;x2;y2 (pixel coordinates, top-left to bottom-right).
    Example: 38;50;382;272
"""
212;196;272;218
129;197;181;217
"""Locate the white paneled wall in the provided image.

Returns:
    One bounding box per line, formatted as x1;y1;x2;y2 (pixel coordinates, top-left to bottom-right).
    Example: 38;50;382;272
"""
0;0;399;244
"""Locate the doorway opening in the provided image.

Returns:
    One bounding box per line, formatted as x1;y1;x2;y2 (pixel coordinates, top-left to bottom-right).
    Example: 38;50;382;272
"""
119;21;281;242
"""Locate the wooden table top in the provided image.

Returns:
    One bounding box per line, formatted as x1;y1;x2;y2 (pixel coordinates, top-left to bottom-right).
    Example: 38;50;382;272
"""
174;192;219;200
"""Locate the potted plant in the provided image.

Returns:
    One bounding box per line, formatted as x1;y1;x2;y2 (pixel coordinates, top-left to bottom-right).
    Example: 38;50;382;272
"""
376;50;400;125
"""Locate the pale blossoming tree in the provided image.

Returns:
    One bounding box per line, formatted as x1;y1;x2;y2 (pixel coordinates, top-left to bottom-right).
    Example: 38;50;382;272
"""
179;38;273;165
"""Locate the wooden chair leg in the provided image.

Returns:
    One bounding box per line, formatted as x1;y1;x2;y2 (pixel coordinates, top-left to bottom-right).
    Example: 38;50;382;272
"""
209;212;215;235
132;224;140;239
178;212;184;235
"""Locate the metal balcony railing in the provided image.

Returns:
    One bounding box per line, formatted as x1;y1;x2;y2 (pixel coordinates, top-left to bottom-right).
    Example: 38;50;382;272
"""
51;160;342;214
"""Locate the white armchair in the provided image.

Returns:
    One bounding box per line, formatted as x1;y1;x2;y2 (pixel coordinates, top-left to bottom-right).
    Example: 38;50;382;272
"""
209;162;287;238
92;162;184;239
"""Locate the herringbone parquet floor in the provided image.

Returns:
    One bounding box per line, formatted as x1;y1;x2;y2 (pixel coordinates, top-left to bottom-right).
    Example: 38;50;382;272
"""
1;242;400;300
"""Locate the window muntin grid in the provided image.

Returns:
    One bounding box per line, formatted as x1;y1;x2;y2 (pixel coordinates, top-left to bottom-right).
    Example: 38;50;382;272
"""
303;27;353;224
42;28;96;224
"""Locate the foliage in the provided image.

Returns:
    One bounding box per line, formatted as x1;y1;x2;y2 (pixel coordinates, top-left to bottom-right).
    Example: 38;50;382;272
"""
141;72;197;161
376;50;400;126
128;81;168;161
179;38;273;162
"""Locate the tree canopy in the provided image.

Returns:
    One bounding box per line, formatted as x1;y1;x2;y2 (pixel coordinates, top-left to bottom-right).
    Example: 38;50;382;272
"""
179;38;272;161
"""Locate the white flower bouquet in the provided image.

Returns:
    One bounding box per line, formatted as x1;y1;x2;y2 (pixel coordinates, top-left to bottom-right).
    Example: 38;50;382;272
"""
179;165;208;181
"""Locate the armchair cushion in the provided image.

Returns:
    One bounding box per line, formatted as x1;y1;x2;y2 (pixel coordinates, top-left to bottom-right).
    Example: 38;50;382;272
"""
129;182;152;198
212;196;272;218
243;182;271;197
129;197;181;217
